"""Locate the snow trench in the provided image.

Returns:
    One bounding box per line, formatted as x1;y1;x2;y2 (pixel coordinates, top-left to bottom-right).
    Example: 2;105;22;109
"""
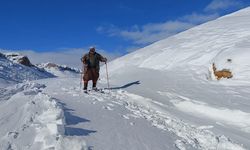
0;82;87;150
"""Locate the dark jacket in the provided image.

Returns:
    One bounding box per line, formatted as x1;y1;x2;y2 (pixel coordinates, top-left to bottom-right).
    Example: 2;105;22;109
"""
81;52;106;72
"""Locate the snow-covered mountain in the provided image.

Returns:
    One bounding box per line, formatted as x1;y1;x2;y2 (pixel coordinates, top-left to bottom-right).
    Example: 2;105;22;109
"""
98;7;250;149
4;53;34;67
106;7;250;82
37;63;80;77
0;52;54;88
1;7;250;150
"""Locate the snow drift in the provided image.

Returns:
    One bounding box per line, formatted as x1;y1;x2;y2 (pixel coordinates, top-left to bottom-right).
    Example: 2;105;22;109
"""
0;82;87;150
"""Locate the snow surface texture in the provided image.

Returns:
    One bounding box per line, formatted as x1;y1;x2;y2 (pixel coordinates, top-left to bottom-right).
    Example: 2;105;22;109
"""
0;82;87;150
36;77;247;150
37;62;80;78
0;53;54;88
98;7;250;149
106;7;250;82
4;52;31;65
1;7;250;150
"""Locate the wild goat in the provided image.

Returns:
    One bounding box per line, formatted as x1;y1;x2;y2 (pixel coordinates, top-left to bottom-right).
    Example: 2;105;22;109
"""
212;63;233;80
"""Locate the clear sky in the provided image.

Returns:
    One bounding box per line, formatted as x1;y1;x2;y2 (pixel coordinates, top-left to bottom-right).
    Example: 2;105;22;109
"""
0;0;249;56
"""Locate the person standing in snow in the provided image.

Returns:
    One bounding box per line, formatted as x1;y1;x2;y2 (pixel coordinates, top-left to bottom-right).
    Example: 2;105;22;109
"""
81;47;107;92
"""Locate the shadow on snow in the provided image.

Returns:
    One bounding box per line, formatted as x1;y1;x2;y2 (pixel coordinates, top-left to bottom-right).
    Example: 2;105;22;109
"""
58;101;97;136
65;127;96;136
107;80;140;90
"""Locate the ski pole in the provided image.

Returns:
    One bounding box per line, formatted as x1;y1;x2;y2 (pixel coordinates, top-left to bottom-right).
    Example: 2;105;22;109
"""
80;63;84;90
105;62;110;89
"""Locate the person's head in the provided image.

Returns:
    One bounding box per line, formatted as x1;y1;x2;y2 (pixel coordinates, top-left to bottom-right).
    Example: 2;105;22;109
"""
89;47;95;54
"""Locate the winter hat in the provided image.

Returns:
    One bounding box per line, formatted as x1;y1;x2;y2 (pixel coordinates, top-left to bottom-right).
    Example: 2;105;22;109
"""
89;46;95;53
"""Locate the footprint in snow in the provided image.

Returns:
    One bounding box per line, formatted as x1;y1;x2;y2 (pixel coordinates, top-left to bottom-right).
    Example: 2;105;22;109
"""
61;87;67;91
72;93;80;97
102;106;113;110
92;97;104;102
107;103;114;107
8;132;19;139
198;125;214;130
121;115;130;119
130;122;135;126
111;100;123;106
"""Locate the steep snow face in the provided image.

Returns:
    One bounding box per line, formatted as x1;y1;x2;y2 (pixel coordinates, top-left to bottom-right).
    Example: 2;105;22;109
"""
107;7;250;81
0;53;54;88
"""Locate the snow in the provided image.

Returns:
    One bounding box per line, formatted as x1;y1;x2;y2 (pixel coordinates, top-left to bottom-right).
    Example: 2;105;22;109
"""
4;52;25;64
1;6;250;150
106;7;250;81
173;100;250;132
37;62;80;78
98;7;250;149
0;53;54;88
32;77;247;150
0;82;87;150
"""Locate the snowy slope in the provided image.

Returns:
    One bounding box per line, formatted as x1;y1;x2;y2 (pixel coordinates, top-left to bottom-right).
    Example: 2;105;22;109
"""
96;7;250;149
106;7;250;81
35;78;246;150
0;53;88;149
0;53;54;88
0;82;87;150
37;63;80;77
1;7;250;150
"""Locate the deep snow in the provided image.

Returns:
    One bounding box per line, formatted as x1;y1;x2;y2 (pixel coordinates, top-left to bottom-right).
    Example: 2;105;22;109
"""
98;7;250;149
0;82;87;150
1;6;250;150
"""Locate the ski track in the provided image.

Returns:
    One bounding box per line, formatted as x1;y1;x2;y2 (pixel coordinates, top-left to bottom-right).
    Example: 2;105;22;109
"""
62;85;246;150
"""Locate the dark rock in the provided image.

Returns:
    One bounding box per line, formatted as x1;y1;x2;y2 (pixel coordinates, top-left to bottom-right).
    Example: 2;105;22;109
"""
17;56;33;67
45;63;58;68
0;52;5;58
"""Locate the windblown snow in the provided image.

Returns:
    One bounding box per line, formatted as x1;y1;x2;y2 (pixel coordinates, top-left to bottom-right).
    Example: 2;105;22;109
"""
1;7;250;150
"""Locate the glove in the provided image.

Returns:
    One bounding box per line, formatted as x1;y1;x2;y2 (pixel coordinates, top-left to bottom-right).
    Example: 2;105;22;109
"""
103;58;107;63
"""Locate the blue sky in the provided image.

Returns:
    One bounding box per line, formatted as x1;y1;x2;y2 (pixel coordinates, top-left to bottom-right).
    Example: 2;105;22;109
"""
0;0;249;53
0;0;250;67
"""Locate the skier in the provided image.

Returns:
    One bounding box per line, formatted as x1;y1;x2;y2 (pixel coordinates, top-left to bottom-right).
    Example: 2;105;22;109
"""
81;47;107;92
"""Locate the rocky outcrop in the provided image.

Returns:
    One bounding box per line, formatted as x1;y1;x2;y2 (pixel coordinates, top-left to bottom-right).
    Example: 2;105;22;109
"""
38;63;80;73
17;56;33;67
0;52;5;58
5;53;33;67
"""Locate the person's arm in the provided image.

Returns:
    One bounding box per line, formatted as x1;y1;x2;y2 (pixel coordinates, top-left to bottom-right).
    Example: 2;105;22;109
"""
97;53;107;63
81;54;88;64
